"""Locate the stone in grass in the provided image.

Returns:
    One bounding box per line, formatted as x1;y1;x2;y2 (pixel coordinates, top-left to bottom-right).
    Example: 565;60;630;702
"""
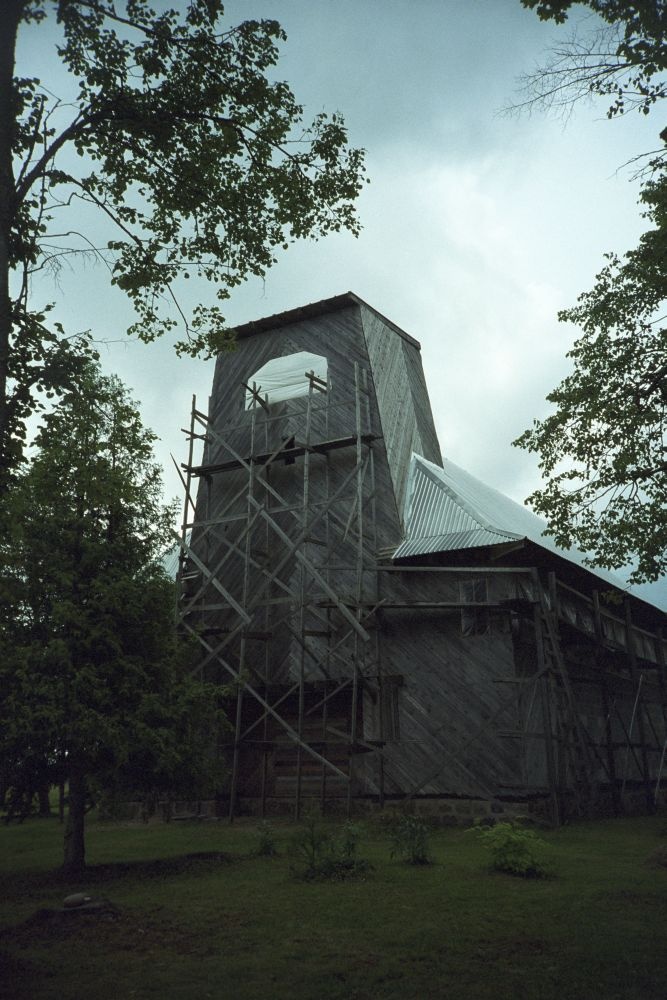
25;896;120;927
60;895;119;917
64;893;91;908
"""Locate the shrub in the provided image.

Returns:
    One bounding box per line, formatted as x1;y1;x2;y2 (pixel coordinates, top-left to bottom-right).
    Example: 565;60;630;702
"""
289;814;330;869
256;821;278;857
338;821;362;860
388;815;431;865
289;815;372;881
474;821;551;878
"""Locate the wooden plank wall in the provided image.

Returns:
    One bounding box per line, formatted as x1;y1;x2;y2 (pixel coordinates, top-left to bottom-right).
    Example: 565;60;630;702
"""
183;298;666;811
362;569;666;805
186;304;405;694
360;304;442;525
360;570;527;799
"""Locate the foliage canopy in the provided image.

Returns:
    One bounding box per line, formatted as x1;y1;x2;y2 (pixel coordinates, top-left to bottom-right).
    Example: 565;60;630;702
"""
0;363;225;873
0;0;366;480
515;0;666;583
517;1;667;120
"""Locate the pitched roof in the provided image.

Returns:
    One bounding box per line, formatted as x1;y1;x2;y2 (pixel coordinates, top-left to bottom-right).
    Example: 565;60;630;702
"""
394;454;655;604
231;291;422;349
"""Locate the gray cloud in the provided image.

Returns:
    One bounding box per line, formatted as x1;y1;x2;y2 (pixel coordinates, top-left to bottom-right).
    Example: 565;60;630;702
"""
18;1;664;605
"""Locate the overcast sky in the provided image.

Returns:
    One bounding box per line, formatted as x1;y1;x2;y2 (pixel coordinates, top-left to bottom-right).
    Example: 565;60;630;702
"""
18;1;665;607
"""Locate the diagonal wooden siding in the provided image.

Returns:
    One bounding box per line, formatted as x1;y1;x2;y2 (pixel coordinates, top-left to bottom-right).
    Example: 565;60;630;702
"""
184;296;667;811
187;303;403;695
360;304;442;525
368;569;526;797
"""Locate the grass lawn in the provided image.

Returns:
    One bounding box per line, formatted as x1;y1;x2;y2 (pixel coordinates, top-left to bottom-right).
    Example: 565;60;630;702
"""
1;812;666;999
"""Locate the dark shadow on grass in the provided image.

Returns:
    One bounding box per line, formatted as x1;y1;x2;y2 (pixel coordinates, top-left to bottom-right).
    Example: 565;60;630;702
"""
2;851;234;896
0;948;39;1000
85;850;234;880
0;901;237;976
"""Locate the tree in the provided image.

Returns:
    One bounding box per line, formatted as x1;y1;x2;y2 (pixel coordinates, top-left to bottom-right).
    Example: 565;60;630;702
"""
514;1;667;122
513;0;667;582
0;1;366;484
0;363;225;875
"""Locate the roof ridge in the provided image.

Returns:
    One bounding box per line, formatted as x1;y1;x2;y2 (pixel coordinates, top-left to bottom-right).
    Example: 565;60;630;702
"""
230;291;422;348
410;524;523;543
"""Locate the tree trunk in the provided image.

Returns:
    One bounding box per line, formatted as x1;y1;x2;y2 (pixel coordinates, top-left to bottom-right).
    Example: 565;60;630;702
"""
63;763;86;876
0;3;23;486
37;781;51;817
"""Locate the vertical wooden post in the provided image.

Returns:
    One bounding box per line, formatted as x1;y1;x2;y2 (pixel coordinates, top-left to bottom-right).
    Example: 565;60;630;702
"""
260;743;268;820
229;401;258;822
347;362;364;820
204;393;213;582
182;396;203;817
655;629;667;807
260;418;271;820
623;599;654;813
366;379;385;810
177;395;198;623
228;687;244;824
655;627;667;729
533;601;560;826
200;469;213;820
548;571;559;618
320;674;328;816
592;590;620;815
295;376;315;820
377;604;386;810
322;378;332;817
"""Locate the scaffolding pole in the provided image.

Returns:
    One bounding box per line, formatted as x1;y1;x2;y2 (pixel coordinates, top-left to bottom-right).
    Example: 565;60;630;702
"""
178;370;380;816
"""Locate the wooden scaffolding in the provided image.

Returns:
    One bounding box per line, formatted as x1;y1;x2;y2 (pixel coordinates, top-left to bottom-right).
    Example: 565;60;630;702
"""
174;367;667;824
175;363;387;819
370;565;667;823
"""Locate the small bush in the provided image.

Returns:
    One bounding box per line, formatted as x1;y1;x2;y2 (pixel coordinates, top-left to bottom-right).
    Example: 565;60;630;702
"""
300;855;374;882
388;815;431;865
289;814;331;869
289;816;372;881
338;821;362;860
256;821;278;857
474;821;551;878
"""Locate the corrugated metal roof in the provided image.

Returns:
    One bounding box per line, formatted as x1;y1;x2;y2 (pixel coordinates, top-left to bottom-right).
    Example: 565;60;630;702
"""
393;454;633;595
406;457;480;537
394;527;521;559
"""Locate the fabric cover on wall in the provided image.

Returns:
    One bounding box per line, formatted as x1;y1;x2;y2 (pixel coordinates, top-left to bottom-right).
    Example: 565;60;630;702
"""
245;352;328;409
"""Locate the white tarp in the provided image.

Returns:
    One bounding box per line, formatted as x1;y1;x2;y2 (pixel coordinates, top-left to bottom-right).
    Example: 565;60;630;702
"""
245;351;328;409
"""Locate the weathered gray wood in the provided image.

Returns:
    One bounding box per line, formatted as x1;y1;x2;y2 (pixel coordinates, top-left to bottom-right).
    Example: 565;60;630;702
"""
179;295;667;817
172;530;251;625
593;589;621;814
623;600;653;811
534;602;560;825
378;565;534;574
359;303;441;522
181;620;350;781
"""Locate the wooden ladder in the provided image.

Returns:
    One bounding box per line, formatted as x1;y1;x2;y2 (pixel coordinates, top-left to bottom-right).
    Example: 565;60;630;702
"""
537;586;597;818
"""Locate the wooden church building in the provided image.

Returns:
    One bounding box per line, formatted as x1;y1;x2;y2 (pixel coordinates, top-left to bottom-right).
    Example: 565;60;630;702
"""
177;292;667;823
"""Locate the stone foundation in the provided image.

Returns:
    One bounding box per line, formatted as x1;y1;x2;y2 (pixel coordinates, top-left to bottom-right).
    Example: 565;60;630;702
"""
116;782;666;826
